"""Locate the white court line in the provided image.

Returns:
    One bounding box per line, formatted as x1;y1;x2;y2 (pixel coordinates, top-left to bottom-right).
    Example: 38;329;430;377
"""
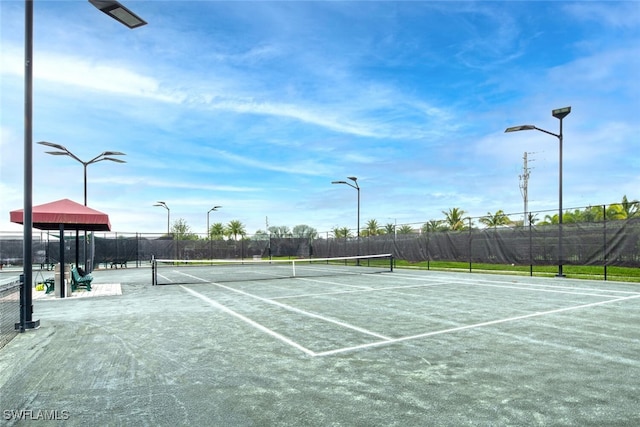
314;293;640;357
207;281;392;340
180;285;317;356
453;282;627;299
272;279;450;300
454;277;640;296
175;268;640;357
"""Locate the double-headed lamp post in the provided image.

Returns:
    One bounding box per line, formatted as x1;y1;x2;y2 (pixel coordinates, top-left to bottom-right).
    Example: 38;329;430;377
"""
19;0;145;331
154;202;170;235
505;106;571;277
37;141;126;271
332;176;360;255
38;141;126;207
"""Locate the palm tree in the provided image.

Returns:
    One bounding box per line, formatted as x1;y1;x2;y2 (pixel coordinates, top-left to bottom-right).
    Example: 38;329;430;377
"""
421;220;444;234
479;210;512;229
397;225;415;234
332;227;352;238
209;222;225;240
383;223;396;235
442;208;468;231
226;220;246;241
365;219;380;236
607;195;639;219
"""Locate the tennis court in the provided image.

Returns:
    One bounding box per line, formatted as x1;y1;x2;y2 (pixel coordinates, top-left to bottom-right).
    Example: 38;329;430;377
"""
1;263;639;425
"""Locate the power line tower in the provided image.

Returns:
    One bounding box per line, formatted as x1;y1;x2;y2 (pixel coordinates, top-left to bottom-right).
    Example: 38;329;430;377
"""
519;152;535;225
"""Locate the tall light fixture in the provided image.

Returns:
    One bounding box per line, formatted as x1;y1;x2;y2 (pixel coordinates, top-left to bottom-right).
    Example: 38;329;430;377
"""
207;206;222;260
20;0;146;332
37;141;126;207
505;106;571;277
332;176;360;255
154;202;170;235
207;206;222;239
37;141;126;271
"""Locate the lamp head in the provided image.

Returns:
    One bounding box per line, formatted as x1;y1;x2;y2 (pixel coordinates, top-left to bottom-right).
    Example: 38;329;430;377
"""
37;141;67;151
552;106;571;120
88;0;147;29
505;125;536;133
101;157;127;163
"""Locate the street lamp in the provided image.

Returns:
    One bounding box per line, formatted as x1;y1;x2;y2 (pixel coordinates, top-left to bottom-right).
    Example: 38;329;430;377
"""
38;141;126;206
505;106;571;277
20;0;146;331
37;141;126;271
332;176;360;255
207;206;222;260
89;0;148;29
207;206;222;239
154;201;170;235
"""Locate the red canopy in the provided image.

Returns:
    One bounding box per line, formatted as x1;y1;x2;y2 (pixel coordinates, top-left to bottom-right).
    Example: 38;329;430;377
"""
10;198;111;231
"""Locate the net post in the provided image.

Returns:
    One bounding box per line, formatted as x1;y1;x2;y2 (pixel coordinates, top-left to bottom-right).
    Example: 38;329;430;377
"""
390;254;394;272
151;255;156;286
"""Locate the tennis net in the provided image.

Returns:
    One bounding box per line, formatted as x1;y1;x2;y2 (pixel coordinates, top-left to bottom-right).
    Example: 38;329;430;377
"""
151;254;393;285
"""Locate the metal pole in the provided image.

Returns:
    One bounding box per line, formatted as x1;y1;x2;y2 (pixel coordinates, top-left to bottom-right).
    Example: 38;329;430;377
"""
356;185;360;256
557;118;564;277
20;0;38;331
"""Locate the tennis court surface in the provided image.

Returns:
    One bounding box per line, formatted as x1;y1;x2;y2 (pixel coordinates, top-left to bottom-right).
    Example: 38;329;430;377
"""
1;265;639;425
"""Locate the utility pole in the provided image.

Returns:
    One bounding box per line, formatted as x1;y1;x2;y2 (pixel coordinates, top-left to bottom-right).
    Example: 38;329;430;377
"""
519;152;535;225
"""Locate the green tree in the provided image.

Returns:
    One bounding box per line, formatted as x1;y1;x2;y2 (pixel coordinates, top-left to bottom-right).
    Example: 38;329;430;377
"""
208;222;225;240
607;195;639;219
383;223;396;235
292;224;318;239
363;219;381;237
397;225;415;234
268;226;291;238
171;218;198;240
479;210;512;228
226;220;246;241
442;208;468;231
421;220;445;233
332;227;352;238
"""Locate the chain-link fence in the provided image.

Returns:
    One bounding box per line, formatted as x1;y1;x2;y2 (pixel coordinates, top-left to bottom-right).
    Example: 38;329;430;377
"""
0;278;20;349
1;210;639;273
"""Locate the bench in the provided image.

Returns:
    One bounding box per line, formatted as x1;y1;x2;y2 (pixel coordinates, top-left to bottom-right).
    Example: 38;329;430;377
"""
110;260;127;269
71;267;93;292
43;278;55;294
36;278;55;294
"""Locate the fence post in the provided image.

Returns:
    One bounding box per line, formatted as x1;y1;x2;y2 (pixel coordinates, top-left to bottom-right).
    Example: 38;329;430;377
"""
603;205;607;281
468;218;472;273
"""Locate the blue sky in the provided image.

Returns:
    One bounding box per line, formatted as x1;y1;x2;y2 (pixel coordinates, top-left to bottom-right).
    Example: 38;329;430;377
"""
1;1;639;235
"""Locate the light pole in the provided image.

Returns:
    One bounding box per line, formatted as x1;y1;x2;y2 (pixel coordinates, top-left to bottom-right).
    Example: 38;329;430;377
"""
20;0;146;331
38;141;126;207
332;176;360;256
154;202;170;235
37;141;126;271
207;206;222;239
207;206;222;259
505;106;571;277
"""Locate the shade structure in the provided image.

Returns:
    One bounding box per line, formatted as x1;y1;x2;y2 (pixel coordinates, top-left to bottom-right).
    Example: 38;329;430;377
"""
10;199;111;231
